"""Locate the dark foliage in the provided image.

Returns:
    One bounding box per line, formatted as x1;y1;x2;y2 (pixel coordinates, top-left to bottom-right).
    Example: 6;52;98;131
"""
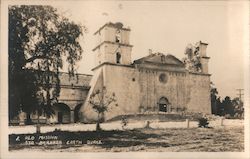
198;117;209;128
210;82;244;118
222;96;234;116
121;116;128;129
8;5;86;121
210;83;218;114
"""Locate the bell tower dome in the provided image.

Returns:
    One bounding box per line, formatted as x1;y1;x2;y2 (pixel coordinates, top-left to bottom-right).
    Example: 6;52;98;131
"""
92;22;133;67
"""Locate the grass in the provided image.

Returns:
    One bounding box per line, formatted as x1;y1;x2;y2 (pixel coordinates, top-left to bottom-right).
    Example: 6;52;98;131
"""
9;126;244;152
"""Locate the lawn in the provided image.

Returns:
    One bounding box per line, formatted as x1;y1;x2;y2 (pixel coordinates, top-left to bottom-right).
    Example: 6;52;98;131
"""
9;126;244;152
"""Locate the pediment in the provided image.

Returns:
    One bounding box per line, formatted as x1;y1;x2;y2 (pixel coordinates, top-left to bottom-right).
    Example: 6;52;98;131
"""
134;53;184;66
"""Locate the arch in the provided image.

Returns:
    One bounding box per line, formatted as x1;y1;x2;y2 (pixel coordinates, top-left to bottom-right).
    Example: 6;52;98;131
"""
116;52;121;63
115;29;121;43
158;97;170;112
52;103;71;124
74;103;82;123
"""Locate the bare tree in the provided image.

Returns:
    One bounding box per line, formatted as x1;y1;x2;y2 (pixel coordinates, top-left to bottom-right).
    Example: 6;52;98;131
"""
89;86;118;131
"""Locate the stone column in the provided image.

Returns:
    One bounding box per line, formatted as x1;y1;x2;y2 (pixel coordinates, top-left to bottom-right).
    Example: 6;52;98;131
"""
70;110;74;123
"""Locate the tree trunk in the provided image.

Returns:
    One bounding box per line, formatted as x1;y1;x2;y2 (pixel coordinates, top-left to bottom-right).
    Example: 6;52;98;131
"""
96;122;101;131
96;113;101;131
36;111;41;134
26;112;32;125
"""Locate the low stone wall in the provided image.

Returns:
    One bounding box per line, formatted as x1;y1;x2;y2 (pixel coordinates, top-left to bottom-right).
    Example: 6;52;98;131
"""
9;119;244;135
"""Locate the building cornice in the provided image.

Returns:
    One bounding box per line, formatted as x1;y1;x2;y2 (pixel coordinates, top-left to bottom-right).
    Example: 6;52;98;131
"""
201;56;210;59
139;60;185;67
136;66;187;73
92;41;133;52
91;62;134;71
200;41;208;45
58;71;93;77
59;84;91;90
189;71;211;76
91;62;188;74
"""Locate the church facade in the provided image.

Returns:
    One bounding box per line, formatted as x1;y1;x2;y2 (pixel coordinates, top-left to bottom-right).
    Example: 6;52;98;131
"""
79;22;211;123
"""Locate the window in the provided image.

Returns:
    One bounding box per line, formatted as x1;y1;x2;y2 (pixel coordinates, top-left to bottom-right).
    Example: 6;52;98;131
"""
116;52;121;63
159;73;168;83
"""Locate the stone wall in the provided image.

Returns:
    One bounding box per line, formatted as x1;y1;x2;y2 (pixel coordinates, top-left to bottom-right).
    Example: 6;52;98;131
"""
58;73;92;109
95;44;106;66
104;26;130;45
104;43;132;65
80;63;211;123
103;64;140;119
187;73;211;114
94;24;132;66
138;68;188;112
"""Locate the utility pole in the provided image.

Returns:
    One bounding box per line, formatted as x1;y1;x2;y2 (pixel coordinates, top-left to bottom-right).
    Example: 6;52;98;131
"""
236;89;244;102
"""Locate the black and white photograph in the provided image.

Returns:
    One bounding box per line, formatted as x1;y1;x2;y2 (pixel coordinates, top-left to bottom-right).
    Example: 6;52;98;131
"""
0;0;249;158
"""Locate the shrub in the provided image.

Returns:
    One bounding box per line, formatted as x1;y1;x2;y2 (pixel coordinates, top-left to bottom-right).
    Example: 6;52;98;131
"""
198;117;209;128
121;116;128;129
144;121;151;128
54;128;61;132
224;114;232;119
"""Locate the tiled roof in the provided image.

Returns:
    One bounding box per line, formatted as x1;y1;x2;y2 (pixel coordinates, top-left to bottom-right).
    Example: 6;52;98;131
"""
59;72;92;87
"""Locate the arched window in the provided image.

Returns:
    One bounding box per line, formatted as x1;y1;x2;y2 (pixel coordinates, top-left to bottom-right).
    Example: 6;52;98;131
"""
115;30;121;43
116;52;121;63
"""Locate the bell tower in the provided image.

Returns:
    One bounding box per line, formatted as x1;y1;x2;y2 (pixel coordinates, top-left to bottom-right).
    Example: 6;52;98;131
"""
92;22;133;67
199;41;210;74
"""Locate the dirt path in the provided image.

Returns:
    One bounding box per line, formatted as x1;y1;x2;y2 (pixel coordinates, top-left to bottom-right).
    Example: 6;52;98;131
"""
9;126;244;152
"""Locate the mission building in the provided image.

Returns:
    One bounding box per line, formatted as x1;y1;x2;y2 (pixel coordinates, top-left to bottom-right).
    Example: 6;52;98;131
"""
12;22;211;125
79;22;211;123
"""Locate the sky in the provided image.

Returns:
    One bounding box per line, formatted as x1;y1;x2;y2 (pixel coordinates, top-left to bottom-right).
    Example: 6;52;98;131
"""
27;1;250;99
51;0;249;99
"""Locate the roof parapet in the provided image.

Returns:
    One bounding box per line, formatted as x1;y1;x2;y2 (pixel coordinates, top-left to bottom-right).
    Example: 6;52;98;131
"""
94;22;131;35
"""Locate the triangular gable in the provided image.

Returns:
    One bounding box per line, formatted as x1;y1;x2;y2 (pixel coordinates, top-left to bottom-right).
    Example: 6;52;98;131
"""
134;53;184;66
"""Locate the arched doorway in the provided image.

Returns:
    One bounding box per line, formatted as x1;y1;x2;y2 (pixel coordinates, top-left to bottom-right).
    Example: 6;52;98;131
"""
74;103;82;123
52;103;71;124
158;97;169;112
